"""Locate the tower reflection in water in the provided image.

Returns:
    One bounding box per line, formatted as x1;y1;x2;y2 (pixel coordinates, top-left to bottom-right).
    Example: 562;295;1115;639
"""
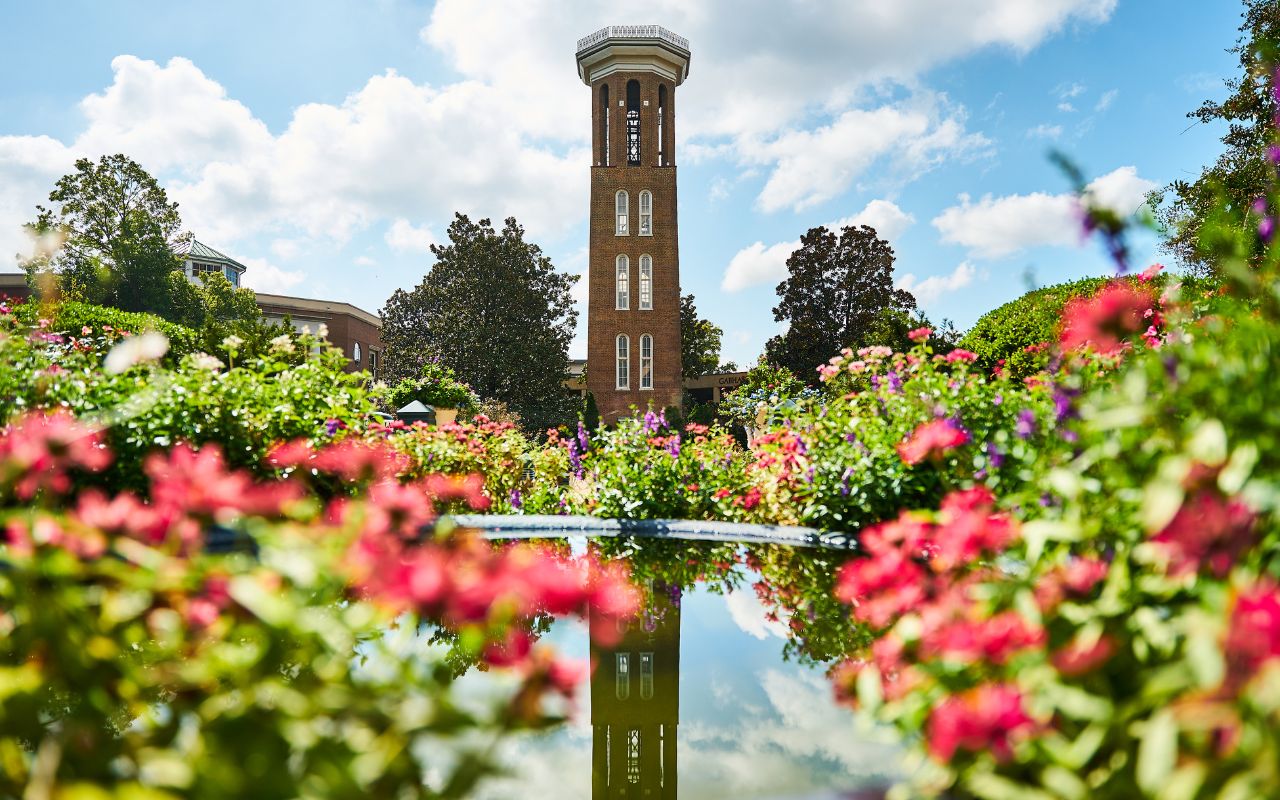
590;582;681;799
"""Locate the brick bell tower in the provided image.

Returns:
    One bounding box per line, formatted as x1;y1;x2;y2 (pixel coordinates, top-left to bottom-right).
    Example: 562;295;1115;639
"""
576;26;690;422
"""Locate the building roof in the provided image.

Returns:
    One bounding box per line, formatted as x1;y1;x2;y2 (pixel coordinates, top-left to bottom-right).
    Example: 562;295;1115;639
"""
176;238;247;274
255;292;381;329
575;25;692;86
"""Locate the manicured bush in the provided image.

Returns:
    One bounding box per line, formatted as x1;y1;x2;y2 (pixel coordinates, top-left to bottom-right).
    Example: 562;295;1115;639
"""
385;358;479;412
13;298;201;359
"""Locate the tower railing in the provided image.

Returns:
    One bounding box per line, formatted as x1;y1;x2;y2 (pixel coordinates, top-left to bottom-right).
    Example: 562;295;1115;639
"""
576;25;690;54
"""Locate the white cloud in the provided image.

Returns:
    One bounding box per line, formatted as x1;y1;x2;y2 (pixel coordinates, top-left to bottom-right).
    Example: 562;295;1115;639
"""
1095;88;1118;111
931;165;1157;258
270;239;303;260
1055;81;1087;100
747;97;990;212
353;255;377;267
1057;101;1077;113
384;218;438;254
238;256;304;294
724;589;789;641
1026;123;1063;139
897;261;977;305
0;136;76;271
722;199;915;292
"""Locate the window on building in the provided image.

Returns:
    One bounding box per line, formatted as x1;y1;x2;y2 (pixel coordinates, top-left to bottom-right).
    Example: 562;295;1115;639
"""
601;84;610;166
638;255;652;310
640;652;655;699
616;334;630;390
616;255;630;309
615;652;631;700
640;334;653;390
615;190;629;235
626;79;641;165
657;84;667;166
353;342;362;365
639;190;652;236
223;265;239;286
369;349;379;379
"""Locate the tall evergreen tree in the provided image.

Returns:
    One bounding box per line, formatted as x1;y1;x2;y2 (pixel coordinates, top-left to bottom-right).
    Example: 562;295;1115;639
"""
1153;0;1280;274
381;214;578;433
21;154;201;322
764;224;916;383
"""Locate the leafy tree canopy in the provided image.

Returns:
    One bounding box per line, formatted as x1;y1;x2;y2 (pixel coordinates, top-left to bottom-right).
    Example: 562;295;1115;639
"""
1153;0;1279;274
764;224;917;383
380;213;579;433
679;293;724;379
22;155;199;321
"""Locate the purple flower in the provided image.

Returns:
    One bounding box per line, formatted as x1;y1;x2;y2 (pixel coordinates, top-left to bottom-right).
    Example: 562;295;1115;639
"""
666;436;681;458
844;432;858;444
840;466;854;496
1269;145;1280;165
984;442;1005;470
886;370;903;394
1253;196;1270;216
1260;216;1276;243
509;488;523;509
568;437;584;479
993;393;1003;406
642;409;663;433
1015;409;1036;439
325;418;343;436
869;374;881;390
577;421;590;452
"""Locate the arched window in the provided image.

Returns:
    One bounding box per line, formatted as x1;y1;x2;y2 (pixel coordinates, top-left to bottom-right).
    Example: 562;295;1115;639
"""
616;334;630;390
639;334;653;390
638;190;652;236
615;653;630;700
352;342;362;365
638;255;652;310
615;190;628;235
600;84;610;166
615;255;630;309
626;79;641;165
657;84;667;166
640;652;655;699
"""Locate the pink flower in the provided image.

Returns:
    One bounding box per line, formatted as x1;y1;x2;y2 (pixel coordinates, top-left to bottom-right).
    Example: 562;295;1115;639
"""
931;488;1016;569
1225;583;1280;690
921;611;1045;666
835;548;928;628
0;410;111;500
897;420;969;465
908;327;932;343
945;349;977;363
1052;634;1116;676
1138;263;1164;282
1060;281;1157;355
927;683;1036;763
1151;492;1255;577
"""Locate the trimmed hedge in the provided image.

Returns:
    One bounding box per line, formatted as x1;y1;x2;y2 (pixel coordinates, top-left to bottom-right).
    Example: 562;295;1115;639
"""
13;299;201;360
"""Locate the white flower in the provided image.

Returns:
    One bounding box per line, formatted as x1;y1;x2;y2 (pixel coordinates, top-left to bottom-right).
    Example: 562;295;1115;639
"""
222;335;245;350
189;353;224;371
270;334;296;355
104;331;169;374
315;323;329;339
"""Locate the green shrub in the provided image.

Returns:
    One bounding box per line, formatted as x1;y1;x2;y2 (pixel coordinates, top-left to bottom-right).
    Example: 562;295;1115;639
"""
13;299;201;360
386;359;478;412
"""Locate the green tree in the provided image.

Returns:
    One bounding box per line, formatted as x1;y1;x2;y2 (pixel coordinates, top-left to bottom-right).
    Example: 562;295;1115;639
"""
583;391;601;432
1153;0;1279;274
380;214;578;433
764;224;917;383
21;155;200;322
679;293;723;378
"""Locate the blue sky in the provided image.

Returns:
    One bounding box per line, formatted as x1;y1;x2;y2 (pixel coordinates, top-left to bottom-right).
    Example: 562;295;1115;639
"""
0;1;1243;367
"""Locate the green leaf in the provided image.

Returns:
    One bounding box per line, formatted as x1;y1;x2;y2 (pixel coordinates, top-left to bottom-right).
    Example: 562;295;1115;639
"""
1136;709;1177;796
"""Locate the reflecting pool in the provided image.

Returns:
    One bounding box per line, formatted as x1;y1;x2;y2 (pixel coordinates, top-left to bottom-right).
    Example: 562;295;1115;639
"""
458;538;907;799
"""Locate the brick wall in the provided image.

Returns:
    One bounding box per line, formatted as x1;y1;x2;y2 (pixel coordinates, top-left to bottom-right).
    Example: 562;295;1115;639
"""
586;70;684;422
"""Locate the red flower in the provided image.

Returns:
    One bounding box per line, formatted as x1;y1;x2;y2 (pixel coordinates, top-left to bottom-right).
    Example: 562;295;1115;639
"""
0;410;111;499
1060;281;1157;354
1225;582;1280;691
1052;634;1116;676
1151;492;1255;577
897;420;969;465
927;683;1036;763
931;488;1016;569
921;611;1044;665
945;349;977;363
835;547;928;629
908;327;932;342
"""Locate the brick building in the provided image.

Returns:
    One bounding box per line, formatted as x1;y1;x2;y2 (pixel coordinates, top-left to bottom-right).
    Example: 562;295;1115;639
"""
576;26;691;422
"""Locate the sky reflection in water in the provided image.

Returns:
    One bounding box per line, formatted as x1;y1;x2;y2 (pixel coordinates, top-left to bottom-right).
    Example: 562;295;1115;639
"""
465;539;906;800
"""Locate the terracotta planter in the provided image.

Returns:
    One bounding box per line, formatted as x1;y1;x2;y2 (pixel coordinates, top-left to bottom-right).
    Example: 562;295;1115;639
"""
435;408;458;426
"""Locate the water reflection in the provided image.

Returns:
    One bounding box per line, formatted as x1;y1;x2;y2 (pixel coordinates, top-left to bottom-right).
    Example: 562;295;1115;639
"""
591;583;681;798
468;539;903;799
